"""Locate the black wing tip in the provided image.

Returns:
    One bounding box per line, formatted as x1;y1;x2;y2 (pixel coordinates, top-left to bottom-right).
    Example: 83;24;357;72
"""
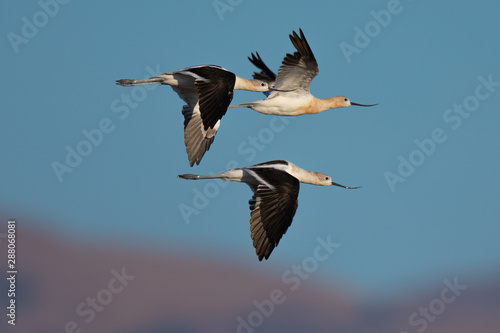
248;51;277;82
248;51;261;63
289;28;305;41
289;28;315;60
247;52;259;66
257;249;272;261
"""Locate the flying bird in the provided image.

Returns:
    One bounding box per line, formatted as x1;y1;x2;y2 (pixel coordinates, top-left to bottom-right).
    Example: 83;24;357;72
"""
116;65;273;166
178;160;360;261
231;29;376;115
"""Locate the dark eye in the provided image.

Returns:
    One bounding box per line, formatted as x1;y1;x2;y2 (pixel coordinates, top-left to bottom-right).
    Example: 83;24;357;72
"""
261;82;266;87
325;176;330;180
344;98;348;102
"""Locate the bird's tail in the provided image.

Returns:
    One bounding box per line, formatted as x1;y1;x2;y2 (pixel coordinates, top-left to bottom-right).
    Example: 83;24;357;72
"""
178;174;220;180
116;76;166;86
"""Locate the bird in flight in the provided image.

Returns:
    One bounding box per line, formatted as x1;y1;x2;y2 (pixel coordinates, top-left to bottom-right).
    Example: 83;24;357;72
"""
231;29;376;115
178;160;360;261
116;65;273;166
116;29;373;166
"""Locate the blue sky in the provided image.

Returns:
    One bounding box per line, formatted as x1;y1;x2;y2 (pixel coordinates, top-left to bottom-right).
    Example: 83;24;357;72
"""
2;0;499;298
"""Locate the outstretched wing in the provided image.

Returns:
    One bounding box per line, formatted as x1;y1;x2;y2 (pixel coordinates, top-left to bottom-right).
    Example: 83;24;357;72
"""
246;168;300;261
273;29;319;94
248;52;277;83
187;66;236;131
181;104;220;167
172;66;237;166
171;86;219;167
248;52;277;97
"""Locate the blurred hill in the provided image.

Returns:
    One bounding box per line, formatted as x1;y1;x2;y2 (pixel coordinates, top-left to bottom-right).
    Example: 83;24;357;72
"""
0;221;499;333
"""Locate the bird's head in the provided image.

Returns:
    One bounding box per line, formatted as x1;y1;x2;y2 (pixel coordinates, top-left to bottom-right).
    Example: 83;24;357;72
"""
250;80;272;92
332;96;377;108
313;172;361;189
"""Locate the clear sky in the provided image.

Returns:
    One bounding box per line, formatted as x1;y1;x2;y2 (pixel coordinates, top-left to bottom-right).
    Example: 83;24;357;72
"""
2;0;499;298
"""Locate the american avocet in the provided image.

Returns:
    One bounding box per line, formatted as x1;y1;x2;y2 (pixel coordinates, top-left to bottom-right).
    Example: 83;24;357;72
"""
178;160;359;261
116;65;273;166
231;29;376;115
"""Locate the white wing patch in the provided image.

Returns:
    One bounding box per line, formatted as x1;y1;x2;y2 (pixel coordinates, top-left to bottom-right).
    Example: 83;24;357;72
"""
244;168;276;191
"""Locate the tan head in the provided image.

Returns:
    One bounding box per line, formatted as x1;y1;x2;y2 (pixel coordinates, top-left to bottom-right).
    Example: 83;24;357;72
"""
286;161;361;188
312;172;337;186
329;96;377;109
311;171;361;189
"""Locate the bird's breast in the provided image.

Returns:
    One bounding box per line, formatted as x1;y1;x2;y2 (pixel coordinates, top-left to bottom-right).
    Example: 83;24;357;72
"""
255;94;314;116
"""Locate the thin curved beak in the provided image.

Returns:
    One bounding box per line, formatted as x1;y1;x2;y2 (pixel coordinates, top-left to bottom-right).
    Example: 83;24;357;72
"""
269;87;296;92
331;181;361;189
351;102;378;107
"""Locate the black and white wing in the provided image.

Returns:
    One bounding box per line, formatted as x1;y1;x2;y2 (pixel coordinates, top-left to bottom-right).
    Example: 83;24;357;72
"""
187;66;236;131
174;66;236;166
273;29;319;94
169;84;213;166
246;167;300;261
